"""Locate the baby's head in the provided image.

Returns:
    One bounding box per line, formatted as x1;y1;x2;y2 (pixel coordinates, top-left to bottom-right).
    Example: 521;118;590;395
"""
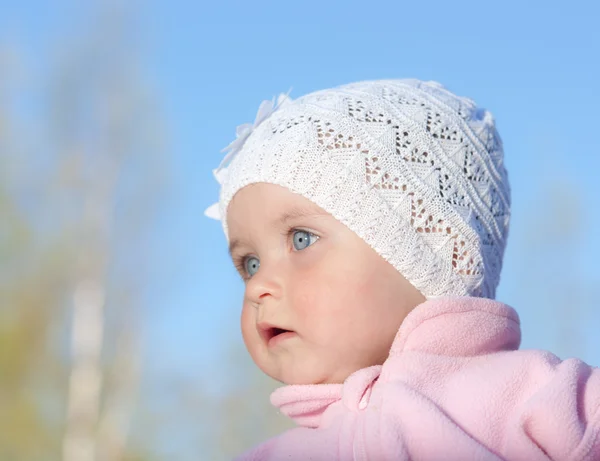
206;79;510;385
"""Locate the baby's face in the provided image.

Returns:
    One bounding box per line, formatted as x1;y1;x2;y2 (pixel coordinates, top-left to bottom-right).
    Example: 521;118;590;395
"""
227;183;425;385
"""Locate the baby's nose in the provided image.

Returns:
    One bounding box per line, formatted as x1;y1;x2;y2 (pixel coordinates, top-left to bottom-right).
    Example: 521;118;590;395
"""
245;264;283;304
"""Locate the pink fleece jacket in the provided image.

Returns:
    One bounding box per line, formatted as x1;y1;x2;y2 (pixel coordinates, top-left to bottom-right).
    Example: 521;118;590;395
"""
235;296;600;461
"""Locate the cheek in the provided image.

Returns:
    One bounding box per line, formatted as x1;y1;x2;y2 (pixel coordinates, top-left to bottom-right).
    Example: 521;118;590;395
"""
336;249;394;303
240;302;258;352
289;256;364;325
288;276;323;320
295;252;394;332
286;263;334;328
318;252;378;307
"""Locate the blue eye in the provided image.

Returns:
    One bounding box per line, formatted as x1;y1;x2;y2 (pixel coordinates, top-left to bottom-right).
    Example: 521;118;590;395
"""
292;230;318;251
244;256;260;277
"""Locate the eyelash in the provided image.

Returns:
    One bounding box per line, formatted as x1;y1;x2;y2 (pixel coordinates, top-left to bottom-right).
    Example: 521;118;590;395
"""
233;256;251;281
233;227;317;281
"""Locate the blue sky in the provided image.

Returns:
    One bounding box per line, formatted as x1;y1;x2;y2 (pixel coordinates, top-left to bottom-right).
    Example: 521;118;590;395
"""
3;0;600;453
140;0;600;372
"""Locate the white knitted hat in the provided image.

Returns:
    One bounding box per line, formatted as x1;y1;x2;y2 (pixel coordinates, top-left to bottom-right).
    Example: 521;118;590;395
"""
205;79;511;299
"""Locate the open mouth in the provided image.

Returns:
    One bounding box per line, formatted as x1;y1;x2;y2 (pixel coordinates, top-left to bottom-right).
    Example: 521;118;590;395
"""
268;327;292;340
258;323;295;346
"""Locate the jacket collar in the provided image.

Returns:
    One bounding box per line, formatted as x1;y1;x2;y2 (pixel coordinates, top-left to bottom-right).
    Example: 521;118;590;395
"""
271;296;521;428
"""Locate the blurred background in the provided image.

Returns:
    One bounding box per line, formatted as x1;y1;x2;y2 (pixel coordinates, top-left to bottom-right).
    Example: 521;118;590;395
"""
1;0;599;460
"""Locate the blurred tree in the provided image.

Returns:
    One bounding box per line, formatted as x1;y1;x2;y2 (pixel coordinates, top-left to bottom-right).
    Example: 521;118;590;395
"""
0;5;167;461
0;41;66;460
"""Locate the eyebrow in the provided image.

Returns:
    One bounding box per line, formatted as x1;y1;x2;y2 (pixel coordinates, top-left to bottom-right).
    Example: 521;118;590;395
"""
228;204;328;258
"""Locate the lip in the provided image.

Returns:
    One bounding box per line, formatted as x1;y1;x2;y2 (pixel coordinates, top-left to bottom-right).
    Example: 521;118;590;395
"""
257;322;296;348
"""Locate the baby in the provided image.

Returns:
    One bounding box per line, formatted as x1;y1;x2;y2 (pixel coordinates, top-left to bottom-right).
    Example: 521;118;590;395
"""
205;80;600;460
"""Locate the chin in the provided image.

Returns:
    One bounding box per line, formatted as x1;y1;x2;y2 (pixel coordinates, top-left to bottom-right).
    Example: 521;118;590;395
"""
277;373;315;386
274;368;325;386
283;367;348;386
259;359;350;386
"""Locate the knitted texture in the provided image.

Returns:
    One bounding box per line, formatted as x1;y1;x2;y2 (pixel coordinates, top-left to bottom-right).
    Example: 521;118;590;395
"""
207;79;511;299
